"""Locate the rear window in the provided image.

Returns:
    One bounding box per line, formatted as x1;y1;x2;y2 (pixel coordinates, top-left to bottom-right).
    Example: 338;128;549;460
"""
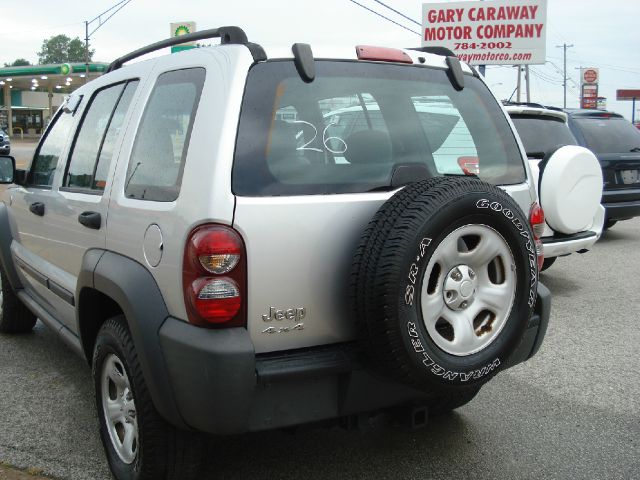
511;115;577;158
232;61;525;196
573;117;640;154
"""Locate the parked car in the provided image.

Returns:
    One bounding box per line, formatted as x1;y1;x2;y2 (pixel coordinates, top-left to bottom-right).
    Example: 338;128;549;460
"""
505;104;604;270
564;109;640;229
0;30;560;480
0;129;10;155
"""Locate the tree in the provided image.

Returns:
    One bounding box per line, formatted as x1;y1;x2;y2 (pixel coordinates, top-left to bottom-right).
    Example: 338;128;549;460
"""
3;58;31;67
37;35;94;64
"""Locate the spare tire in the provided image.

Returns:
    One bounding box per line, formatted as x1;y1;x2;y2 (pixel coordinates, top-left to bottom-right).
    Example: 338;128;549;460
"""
351;177;537;391
538;145;603;234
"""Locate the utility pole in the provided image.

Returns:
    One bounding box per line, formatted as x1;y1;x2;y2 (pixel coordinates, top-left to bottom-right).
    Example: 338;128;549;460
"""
85;0;133;82
556;43;574;108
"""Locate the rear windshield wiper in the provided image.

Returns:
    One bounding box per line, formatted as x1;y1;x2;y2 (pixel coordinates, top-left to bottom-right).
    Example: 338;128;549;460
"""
630;147;640;152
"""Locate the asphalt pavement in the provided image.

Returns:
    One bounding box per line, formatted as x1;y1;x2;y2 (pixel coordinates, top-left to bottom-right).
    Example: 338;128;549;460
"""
0;219;639;480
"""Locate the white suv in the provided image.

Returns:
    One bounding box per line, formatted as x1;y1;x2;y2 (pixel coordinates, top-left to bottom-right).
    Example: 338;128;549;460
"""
505;104;604;271
0;28;555;479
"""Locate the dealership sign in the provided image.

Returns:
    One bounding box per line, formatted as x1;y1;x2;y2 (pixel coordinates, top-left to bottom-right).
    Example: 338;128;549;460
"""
422;0;547;65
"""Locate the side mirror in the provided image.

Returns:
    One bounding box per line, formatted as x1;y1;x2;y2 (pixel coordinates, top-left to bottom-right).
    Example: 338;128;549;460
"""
0;155;15;184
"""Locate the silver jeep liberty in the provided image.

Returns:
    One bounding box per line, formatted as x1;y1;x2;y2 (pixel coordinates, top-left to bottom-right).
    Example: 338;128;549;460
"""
0;27;557;480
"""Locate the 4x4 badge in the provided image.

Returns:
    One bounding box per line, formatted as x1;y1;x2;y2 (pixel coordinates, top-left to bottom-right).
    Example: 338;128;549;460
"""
261;307;306;334
262;324;304;334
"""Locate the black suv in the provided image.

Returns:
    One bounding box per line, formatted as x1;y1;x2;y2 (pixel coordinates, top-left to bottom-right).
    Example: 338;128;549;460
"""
0;129;10;155
565;109;640;228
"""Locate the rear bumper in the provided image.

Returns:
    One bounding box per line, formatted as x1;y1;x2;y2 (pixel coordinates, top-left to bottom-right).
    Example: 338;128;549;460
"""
158;284;551;435
541;205;604;258
602;188;640;220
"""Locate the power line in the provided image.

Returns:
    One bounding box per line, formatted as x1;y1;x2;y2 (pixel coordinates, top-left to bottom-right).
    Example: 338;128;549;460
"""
347;0;421;36
547;55;640;76
371;0;422;26
529;68;563;86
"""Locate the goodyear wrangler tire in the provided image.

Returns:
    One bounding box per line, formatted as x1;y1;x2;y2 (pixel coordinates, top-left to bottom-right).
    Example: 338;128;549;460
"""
352;177;537;391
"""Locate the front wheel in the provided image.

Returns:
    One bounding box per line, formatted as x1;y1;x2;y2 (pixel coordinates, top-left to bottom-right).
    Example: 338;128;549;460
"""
93;316;205;480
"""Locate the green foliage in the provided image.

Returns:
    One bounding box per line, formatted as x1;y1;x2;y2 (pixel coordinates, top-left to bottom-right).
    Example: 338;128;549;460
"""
37;35;94;64
3;58;31;67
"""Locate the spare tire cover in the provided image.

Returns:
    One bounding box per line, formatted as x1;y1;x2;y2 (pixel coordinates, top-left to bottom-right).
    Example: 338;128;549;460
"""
539;145;603;234
351;177;537;391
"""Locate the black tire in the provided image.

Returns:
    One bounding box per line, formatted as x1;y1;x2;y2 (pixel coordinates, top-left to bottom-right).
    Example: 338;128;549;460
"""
93;316;205;480
0;264;37;334
540;257;556;272
604;219;617;230
352;177;537;392
427;386;481;416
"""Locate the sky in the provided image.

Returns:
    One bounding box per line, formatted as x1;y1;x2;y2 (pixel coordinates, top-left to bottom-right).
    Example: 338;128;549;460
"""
2;0;639;120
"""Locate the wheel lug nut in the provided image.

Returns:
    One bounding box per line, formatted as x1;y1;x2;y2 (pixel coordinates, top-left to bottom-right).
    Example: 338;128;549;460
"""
451;268;462;281
460;301;468;309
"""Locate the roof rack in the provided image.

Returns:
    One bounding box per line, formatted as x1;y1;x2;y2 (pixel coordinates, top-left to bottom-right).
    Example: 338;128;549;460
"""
106;26;266;72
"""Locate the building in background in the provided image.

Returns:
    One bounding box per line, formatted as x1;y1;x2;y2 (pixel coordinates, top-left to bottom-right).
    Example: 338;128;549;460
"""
0;63;107;137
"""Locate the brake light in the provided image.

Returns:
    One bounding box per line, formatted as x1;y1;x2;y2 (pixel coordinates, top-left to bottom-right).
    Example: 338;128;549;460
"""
356;45;413;64
529;203;545;270
457;156;479;176
183;225;246;327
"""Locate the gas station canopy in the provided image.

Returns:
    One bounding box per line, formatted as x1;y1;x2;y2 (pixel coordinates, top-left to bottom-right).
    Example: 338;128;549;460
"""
0;62;108;92
0;62;108;136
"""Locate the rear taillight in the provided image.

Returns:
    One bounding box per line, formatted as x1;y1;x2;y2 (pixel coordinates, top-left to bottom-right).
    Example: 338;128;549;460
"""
529;202;545;271
457;156;479;176
183;225;246;327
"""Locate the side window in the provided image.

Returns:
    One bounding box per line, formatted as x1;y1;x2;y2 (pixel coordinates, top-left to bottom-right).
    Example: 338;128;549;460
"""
29;110;75;187
65;80;139;191
94;81;139;189
125;68;205;202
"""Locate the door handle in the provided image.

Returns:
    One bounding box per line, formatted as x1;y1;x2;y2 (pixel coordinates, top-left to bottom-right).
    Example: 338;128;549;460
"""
29;202;45;216
78;211;101;230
